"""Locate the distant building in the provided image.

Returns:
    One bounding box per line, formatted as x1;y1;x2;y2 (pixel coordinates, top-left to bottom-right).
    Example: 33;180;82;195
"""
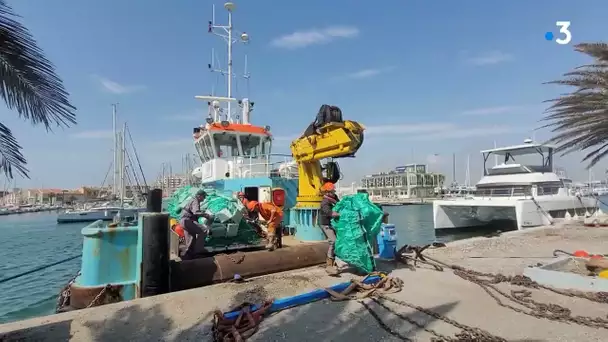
155;175;188;197
361;164;445;199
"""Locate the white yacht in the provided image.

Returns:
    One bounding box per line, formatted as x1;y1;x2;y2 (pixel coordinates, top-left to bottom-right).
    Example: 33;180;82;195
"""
433;139;597;231
57;202;144;223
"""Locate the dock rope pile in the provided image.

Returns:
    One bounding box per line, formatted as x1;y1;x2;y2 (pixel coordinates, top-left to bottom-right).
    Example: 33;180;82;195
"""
399;245;608;330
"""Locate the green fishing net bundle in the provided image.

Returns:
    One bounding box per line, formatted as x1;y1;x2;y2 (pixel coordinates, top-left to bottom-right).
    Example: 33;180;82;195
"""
332;193;384;273
165;186;262;246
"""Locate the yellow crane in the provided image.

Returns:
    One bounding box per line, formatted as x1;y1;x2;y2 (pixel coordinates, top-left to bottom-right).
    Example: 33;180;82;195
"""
290;106;365;208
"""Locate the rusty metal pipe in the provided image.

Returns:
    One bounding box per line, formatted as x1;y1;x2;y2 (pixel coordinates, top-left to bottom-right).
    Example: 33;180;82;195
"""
170;242;329;291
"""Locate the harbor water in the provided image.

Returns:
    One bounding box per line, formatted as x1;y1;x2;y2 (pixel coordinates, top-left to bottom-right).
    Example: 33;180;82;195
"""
1;201;606;324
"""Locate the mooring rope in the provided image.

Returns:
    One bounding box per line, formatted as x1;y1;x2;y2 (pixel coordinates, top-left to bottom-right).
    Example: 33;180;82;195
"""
0;254;81;285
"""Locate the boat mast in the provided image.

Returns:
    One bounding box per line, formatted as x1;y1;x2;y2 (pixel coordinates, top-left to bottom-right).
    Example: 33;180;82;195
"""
120;122;127;208
112;103;119;198
452;153;456;186
200;2;250;123
465;154;471;187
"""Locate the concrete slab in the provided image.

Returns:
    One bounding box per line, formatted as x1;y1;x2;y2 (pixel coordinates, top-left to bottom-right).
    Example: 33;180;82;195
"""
1;223;607;342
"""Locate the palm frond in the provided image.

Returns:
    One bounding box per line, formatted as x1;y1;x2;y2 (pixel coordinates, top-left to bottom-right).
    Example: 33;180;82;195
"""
0;122;26;178
0;0;76;178
542;42;608;169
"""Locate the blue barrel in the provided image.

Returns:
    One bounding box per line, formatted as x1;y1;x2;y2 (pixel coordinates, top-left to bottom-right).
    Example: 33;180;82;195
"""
376;223;398;259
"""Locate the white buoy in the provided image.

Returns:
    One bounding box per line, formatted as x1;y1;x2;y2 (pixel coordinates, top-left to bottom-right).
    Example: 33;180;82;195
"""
565;211;572;220
597;208;604;216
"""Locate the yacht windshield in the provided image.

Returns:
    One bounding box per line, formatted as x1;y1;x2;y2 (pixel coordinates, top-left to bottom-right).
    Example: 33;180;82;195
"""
482;144;553;176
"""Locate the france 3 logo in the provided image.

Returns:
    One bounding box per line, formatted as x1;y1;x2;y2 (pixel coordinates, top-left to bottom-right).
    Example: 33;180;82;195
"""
545;21;571;45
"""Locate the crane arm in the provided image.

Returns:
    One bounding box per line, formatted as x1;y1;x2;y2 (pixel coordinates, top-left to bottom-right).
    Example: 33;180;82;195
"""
290;119;365;207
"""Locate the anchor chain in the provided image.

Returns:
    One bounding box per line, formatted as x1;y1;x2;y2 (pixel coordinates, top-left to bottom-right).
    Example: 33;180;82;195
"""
400;246;608;330
55;272;80;313
325;273;507;342
56;279;122;313
212;300;274;342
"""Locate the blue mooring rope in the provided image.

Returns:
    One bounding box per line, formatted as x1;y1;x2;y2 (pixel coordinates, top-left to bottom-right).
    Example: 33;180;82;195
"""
0;254;81;285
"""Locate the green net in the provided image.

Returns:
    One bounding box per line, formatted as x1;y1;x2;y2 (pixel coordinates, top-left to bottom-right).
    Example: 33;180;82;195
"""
332;193;384;273
166;186;262;247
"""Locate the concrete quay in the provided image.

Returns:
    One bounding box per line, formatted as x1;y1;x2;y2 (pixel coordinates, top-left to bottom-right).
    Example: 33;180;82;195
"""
1;221;607;341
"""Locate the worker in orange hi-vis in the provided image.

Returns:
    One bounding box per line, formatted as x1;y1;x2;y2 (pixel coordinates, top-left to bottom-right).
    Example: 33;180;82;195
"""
245;200;283;251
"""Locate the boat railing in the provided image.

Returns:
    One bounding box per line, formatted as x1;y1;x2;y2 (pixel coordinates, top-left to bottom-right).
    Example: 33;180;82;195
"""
229;153;298;179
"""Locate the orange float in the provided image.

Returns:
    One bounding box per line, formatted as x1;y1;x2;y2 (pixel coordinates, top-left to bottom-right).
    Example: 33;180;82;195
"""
573;250;590;257
590;254;604;260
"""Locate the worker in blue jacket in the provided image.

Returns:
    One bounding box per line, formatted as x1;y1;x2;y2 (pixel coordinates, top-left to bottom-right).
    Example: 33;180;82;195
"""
179;190;214;259
319;182;340;275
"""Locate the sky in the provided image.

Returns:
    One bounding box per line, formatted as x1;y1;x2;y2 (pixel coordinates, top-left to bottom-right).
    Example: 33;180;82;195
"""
3;0;608;189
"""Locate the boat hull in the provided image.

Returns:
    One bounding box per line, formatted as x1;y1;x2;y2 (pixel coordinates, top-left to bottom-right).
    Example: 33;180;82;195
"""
57;208;144;223
433;196;597;230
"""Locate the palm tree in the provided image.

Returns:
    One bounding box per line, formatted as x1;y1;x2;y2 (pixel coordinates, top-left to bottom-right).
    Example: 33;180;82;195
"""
542;42;608;169
0;0;76;178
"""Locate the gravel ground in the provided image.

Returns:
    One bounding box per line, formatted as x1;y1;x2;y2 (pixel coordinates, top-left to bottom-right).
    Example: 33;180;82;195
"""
1;222;607;342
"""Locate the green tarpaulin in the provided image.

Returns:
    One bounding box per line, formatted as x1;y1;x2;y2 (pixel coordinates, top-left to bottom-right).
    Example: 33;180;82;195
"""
332;193;384;273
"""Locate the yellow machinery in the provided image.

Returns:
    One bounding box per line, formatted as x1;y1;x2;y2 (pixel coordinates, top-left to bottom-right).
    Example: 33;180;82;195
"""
290;119;365;208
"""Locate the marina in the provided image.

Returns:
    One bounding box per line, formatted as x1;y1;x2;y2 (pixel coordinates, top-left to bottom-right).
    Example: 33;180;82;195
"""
1;220;607;341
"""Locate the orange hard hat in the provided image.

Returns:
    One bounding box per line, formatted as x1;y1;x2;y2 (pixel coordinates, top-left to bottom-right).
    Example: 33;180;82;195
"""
321;182;335;192
246;200;259;211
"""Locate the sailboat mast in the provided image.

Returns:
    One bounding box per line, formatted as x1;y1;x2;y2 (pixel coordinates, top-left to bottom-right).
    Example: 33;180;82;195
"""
112;104;118;197
452;153;456;185
120;123;126;207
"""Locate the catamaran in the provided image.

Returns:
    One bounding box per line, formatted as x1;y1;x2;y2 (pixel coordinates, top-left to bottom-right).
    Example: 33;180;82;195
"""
433;139;598;231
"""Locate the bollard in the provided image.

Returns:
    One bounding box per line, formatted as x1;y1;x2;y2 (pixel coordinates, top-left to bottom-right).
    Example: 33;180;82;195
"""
147;188;163;213
140;213;170;297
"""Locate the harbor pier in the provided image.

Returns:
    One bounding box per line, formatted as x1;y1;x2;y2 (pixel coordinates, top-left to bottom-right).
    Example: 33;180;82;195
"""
1;221;607;341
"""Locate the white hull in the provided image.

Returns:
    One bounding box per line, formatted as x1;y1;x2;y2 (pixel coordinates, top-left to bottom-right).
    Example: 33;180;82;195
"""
57;208;144;223
433;196;597;230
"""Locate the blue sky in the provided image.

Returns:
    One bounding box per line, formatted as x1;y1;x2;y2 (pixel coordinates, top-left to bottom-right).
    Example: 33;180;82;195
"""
3;0;608;189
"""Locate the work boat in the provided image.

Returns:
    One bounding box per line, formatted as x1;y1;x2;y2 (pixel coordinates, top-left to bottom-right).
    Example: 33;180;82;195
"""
433;139;597;231
55;2;381;315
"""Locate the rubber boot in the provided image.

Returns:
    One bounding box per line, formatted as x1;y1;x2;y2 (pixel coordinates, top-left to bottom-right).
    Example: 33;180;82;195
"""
266;234;276;251
325;258;339;276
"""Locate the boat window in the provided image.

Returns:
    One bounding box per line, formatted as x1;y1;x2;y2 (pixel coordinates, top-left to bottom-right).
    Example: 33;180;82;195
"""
475;186;531;197
240;135;263;157
195;134;216;162
536;181;562;195
261;137;272;155
212;133;240;157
